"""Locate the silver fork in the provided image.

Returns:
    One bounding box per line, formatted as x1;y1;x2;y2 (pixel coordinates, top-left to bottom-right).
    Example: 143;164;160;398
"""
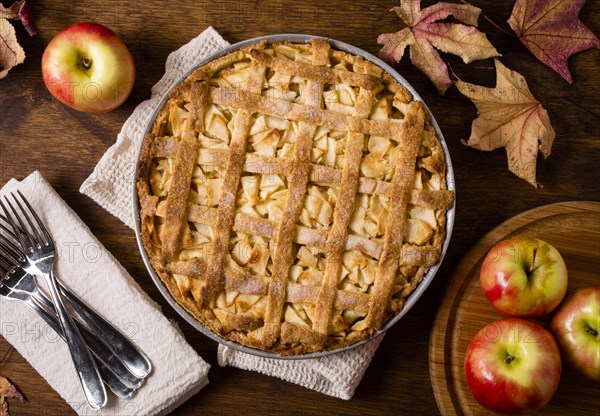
0;191;106;409
0;240;145;390
0;260;139;398
0;214;151;379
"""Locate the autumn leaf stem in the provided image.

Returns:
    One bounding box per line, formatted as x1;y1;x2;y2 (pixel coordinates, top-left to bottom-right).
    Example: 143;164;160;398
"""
447;62;458;82
459;0;517;38
481;14;517;38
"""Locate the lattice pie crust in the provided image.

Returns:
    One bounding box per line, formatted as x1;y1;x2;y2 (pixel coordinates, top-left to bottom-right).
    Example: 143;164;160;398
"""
136;39;454;355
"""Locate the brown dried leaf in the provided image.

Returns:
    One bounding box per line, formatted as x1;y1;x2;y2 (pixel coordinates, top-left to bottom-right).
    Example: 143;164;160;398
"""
456;59;555;188
508;0;600;83
0;376;24;416
0;19;25;79
0;1;22;19
378;0;500;94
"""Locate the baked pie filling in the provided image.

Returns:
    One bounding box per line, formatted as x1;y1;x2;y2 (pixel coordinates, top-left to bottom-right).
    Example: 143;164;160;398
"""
137;39;455;355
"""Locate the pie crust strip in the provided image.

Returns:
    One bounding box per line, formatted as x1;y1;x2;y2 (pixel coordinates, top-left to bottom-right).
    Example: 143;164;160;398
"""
177;203;441;268
200;58;268;307
210;87;406;140
262;38;330;348
366;101;426;328
312;86;374;337
249;48;382;91
150;140;454;209
167;257;369;314
160;121;200;261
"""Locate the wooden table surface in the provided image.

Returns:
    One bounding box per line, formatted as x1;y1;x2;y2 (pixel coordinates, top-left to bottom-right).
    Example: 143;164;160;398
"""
0;1;598;415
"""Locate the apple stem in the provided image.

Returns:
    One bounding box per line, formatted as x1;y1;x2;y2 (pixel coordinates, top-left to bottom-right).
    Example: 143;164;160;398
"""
505;356;513;365
83;58;91;69
529;248;538;273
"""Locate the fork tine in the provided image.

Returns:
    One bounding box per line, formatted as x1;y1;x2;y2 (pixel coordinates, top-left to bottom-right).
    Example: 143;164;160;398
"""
0;215;27;261
0;214;18;239
0;197;33;251
16;191;52;245
0;216;24;254
0;239;22;264
0;255;14;274
11;192;44;247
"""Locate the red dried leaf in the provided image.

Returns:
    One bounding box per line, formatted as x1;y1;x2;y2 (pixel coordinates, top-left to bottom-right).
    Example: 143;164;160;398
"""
456;59;555;188
378;0;500;94
17;1;36;36
508;0;600;83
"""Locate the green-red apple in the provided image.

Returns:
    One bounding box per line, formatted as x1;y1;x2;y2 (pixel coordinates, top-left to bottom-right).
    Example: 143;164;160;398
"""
465;318;561;414
42;22;135;113
480;237;568;317
551;286;600;381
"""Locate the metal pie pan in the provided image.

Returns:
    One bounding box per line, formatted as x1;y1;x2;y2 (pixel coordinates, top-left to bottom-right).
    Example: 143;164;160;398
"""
133;34;455;360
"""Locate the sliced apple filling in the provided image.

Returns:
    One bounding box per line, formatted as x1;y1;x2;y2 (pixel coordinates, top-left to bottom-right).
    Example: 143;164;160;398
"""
310;127;346;169
297;185;335;230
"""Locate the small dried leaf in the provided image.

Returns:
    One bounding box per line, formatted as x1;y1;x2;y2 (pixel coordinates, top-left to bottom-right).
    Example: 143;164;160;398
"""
456;59;555;188
17;2;36;36
0;1;36;36
0;1;22;19
0;19;25;79
378;0;500;94
0;376;24;416
508;0;600;83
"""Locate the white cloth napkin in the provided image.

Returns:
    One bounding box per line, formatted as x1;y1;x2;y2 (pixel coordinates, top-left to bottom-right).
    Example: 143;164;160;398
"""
79;26;383;400
0;172;210;415
217;335;384;400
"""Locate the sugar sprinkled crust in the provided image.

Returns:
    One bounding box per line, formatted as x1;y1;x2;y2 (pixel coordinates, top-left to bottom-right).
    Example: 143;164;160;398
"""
136;39;454;355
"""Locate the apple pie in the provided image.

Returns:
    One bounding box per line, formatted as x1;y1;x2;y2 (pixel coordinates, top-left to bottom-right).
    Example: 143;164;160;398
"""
136;38;455;355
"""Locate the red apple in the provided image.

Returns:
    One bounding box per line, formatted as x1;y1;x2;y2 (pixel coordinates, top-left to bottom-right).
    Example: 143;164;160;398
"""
480;237;568;317
465;318;561;414
42;22;135;113
551;286;600;381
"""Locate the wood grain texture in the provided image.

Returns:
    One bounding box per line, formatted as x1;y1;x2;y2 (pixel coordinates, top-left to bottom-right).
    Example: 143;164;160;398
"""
0;1;598;415
430;201;600;415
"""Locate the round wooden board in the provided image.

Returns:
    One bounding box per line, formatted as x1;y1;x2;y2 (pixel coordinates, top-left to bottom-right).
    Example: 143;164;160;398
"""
429;201;600;415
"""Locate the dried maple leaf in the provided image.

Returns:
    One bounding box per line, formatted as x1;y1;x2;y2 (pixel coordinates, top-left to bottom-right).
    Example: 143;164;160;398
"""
508;0;600;83
0;376;24;416
0;18;25;79
456;59;555;188
378;0;500;94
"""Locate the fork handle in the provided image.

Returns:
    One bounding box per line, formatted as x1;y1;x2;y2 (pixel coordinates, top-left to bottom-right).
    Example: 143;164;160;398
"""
57;280;152;378
44;270;107;409
33;290;145;388
21;296;136;398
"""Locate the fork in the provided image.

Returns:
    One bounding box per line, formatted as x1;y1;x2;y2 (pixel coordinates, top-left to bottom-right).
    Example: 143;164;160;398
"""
0;241;145;389
0;260;139;398
0;191;106;409
0;214;152;379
